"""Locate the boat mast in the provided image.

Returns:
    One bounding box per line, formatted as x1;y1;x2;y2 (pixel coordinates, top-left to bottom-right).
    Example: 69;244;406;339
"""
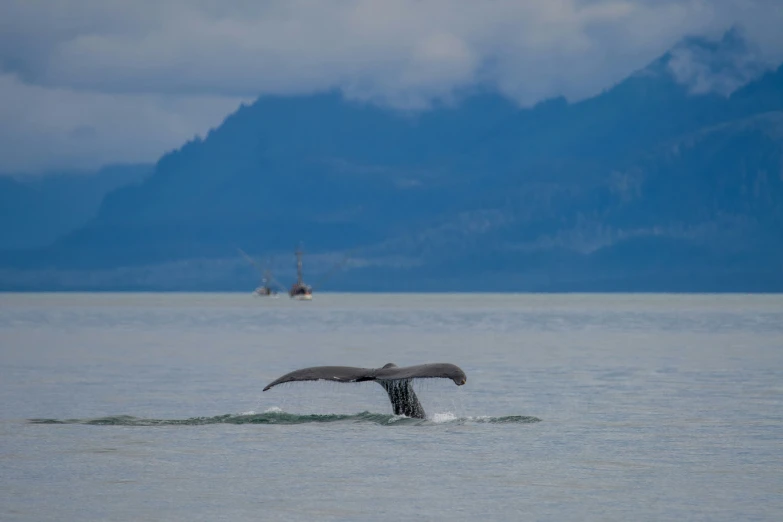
295;247;304;285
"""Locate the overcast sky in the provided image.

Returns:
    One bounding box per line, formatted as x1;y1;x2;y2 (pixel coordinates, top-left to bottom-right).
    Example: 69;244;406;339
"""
1;0;782;173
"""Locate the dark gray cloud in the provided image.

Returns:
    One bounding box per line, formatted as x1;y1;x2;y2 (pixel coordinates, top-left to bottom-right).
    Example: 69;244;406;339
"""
1;0;782;172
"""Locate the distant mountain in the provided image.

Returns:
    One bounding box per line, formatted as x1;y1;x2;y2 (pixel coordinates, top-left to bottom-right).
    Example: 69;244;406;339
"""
2;31;781;291
0;164;152;250
36;91;518;268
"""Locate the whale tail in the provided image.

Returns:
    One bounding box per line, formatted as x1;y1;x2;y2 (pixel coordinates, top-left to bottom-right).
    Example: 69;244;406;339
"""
262;362;467;419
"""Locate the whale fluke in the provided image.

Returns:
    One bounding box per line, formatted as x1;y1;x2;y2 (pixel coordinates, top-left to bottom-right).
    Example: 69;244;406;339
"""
262;363;467;419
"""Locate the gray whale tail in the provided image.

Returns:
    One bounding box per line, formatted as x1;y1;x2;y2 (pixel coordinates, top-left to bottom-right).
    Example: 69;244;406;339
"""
262;362;467;419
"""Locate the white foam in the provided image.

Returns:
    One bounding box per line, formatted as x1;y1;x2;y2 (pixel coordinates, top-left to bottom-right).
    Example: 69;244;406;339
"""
430;412;458;423
238;410;256;416
264;406;283;413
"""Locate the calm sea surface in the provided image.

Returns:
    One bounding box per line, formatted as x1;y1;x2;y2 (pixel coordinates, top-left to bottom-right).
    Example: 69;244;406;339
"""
1;293;782;520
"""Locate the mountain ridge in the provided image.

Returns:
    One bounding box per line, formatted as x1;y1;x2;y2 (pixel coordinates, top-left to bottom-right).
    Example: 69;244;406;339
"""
2;31;781;291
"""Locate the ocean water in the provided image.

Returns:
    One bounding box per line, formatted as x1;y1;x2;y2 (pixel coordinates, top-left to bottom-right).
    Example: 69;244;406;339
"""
1;292;782;521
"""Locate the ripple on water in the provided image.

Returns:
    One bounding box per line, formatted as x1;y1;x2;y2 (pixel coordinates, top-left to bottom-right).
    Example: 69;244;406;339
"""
27;411;541;426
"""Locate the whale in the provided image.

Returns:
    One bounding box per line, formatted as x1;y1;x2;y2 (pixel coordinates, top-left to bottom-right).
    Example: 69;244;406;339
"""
262;362;467;419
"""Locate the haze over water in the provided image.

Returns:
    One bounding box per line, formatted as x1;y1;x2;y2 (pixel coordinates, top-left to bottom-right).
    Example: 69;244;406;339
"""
1;293;782;520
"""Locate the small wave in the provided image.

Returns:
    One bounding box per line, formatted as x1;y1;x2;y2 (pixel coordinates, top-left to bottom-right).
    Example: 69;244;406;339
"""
431;412;458;423
468;415;539;424
28;412;540;426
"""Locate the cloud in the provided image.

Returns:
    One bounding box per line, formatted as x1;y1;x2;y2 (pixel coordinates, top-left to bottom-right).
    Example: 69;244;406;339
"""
1;0;782;172
0;73;247;172
667;27;774;96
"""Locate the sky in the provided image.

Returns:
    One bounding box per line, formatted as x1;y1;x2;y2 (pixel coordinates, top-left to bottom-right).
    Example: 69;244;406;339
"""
1;0;782;173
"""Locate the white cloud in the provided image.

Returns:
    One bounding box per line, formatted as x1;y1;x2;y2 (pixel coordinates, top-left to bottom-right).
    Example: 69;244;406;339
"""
0;73;247;172
1;0;782;172
667;27;773;96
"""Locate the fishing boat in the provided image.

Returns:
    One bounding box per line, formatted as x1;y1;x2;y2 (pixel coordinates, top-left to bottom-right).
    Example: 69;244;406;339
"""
288;248;313;300
238;248;284;297
253;271;279;297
